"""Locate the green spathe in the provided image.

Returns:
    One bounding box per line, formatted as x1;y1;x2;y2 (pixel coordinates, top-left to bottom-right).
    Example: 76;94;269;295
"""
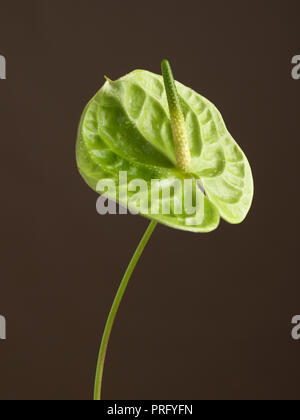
77;69;253;232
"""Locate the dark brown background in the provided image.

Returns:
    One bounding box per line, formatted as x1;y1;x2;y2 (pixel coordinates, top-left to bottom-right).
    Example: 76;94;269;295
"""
0;0;299;400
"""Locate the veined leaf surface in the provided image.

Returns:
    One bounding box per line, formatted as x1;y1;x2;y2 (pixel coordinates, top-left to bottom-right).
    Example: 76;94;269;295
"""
76;69;253;232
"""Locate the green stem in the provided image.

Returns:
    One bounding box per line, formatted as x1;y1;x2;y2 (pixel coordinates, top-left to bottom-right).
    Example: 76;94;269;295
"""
94;220;158;400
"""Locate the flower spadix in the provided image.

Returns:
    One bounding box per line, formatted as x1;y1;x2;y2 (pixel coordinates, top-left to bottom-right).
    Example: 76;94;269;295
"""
161;59;191;173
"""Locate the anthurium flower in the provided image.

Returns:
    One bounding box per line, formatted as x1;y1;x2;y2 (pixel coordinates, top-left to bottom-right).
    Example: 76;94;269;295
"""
77;61;253;233
76;60;254;400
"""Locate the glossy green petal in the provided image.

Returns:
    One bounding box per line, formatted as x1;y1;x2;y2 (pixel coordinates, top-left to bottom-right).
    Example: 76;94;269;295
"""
76;69;253;232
